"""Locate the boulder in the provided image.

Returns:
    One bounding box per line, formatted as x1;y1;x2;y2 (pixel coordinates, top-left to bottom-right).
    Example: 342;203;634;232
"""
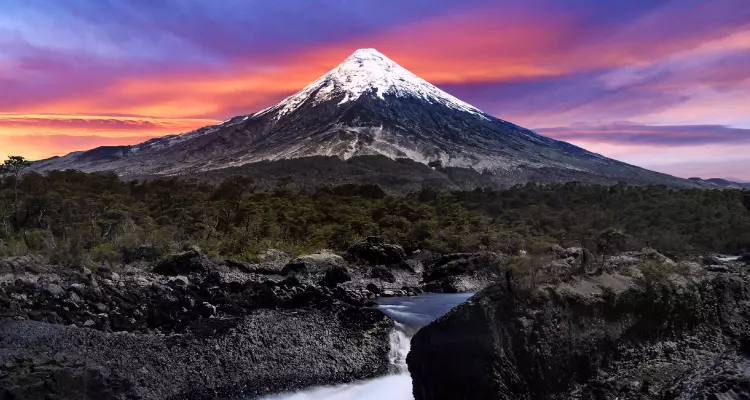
196;302;217;318
39;283;64;298
153;247;206;276
282;252;345;276
423;252;504;281
258;249;293;264
422;252;504;292
333;287;372;306
225;259;262;273
345;237;407;266
404;286;423;295
641;247;675;265
287;287;333;309
95;266;118;280
68;283;85;295
558;247;593;271
279;276;301;289
323;265;352;287
408;267;750;400
168;275;189;286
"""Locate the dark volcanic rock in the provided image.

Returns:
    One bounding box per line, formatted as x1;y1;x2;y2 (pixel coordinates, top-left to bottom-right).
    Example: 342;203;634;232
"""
0;260;360;334
0;307;393;400
422;252;504;293
282;252;345;276
0;358;132;400
678;357;750;400
153;247;207;276
370;266;396;283
346;237;407;266
366;283;381;294
39;283;64;298
324;265;352;287
0;255;44;275
408;268;750;400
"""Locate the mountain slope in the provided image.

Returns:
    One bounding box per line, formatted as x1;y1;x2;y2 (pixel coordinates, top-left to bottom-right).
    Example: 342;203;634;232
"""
688;177;750;189
34;48;695;187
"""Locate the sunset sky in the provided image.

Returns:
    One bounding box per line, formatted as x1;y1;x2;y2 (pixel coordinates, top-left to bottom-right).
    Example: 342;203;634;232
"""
1;0;749;180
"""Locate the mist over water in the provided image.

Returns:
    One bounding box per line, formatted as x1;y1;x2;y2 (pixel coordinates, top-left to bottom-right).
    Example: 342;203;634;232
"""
261;293;472;400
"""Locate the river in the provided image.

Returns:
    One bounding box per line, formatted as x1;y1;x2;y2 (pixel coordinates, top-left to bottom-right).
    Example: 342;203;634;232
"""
261;293;473;400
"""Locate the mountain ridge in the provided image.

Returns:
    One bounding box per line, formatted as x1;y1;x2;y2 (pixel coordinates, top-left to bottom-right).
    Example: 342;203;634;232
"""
33;48;701;188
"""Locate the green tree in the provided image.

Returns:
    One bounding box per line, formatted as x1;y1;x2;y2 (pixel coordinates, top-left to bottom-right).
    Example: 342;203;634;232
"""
598;227;628;256
1;156;32;229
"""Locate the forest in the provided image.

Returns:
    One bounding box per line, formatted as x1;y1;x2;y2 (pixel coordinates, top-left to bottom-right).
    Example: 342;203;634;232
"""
2;156;749;266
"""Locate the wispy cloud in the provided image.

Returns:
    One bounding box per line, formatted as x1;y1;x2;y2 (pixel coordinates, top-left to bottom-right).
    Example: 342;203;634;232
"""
537;122;750;146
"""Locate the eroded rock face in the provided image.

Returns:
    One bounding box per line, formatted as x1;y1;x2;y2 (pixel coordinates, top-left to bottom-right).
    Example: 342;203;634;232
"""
0;245;398;400
0;307;393;400
408;267;750;400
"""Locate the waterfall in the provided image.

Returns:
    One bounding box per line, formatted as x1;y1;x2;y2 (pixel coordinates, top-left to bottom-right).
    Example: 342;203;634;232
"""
388;322;411;373
261;293;471;400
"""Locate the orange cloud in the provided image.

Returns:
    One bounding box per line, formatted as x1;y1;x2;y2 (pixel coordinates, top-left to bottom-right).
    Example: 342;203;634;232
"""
0;114;217;159
0;114;218;135
1;7;586;120
0;134;158;161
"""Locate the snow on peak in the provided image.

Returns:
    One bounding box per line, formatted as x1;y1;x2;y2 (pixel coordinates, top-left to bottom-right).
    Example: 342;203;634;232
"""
255;48;487;118
349;48;383;57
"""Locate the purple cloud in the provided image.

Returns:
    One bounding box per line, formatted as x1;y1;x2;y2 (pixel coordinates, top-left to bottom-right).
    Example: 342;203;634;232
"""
537;122;750;146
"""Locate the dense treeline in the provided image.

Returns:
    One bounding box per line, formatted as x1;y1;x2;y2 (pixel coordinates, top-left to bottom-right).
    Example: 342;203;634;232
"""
1;165;749;266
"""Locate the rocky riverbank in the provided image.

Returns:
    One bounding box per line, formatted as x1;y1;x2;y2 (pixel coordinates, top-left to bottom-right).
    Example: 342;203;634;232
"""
4;236;743;399
0;237;508;399
1;308;391;400
407;250;750;399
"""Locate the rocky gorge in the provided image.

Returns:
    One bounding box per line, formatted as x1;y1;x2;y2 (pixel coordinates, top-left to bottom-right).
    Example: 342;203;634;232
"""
408;251;750;399
2;235;748;399
0;237;505;399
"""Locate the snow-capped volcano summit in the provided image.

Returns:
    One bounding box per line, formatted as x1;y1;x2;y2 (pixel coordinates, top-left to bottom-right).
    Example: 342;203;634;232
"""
257;48;485;118
34;48;692;187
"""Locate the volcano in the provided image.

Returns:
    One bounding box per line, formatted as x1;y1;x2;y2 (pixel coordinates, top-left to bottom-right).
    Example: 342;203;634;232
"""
33;48;691;186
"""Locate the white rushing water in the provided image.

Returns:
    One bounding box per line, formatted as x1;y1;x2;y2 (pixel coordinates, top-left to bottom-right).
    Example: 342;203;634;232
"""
388;322;411;373
261;293;472;400
262;374;414;400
